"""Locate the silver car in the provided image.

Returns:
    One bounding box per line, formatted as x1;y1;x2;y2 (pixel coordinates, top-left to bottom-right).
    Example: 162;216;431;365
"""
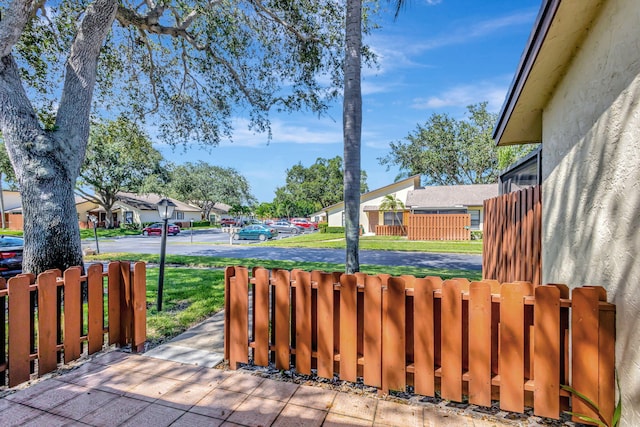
269;220;304;234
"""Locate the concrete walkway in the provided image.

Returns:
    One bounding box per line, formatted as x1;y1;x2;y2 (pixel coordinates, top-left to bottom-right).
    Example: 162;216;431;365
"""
0;313;532;426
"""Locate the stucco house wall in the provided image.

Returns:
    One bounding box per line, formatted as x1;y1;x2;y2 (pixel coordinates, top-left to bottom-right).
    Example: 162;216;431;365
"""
540;0;640;421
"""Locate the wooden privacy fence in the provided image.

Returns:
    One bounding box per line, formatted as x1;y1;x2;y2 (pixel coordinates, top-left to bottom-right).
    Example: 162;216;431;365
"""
483;186;541;285
375;225;406;236
225;266;616;422
406;214;470;240
0;261;146;387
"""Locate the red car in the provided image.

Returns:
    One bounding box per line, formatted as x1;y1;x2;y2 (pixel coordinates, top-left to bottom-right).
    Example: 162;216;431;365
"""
220;218;242;227
142;223;180;236
290;218;318;230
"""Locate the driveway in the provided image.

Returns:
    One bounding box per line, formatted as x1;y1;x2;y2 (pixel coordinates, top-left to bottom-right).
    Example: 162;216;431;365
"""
85;228;482;271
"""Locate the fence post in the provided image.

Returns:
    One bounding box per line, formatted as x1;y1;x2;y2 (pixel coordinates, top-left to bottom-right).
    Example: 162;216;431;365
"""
316;272;335;379
382;276;406;392
363;275;382;387
229;267;249;369
37;271;59;375
500;282;525;413
253;268;270;367
87;264;104;355
132;262;147;352
119;261;132;346
107;262;121;346
274;269;291;370
339;274;358;383
533;285;561;419
468;281;492;407
295;270;312;375
63;267;82;363
441;279;463;401
8;275;31;387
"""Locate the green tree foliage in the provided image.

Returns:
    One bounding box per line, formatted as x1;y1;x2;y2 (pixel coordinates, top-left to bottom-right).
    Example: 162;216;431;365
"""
379;102;537;185
273;156;368;218
254;202;276;220
77;116;163;228
169;162;255;220
0;0;375;274
379;193;405;226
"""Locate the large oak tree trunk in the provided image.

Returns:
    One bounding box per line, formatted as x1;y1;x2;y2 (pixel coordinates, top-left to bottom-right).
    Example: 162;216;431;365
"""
0;0;117;275
343;0;362;274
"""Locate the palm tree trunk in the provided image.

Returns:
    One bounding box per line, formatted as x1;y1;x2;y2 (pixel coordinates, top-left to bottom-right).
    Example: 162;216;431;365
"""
343;0;362;274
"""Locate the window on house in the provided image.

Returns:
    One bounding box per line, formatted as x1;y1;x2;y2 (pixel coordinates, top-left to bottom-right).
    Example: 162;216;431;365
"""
176;211;185;220
383;211;403;225
470;210;480;230
124;211;133;224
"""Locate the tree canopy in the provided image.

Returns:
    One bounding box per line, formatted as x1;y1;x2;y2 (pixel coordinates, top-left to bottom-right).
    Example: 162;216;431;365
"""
77;116;163;228
273;156;368;218
378;102;536;186
0;0;374;274
168;161;254;220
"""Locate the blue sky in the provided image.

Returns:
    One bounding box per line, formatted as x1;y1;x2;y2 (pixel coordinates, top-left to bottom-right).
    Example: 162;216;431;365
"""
157;0;542;203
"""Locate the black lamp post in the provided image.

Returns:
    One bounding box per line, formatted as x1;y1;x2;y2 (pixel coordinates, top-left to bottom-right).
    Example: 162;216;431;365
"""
156;198;176;311
88;214;100;254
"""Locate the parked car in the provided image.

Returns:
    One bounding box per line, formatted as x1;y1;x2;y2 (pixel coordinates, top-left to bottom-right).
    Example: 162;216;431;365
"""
220;217;244;227
142;223;180;236
290;218;318;230
0;235;23;278
269;220;304;234
232;224;277;241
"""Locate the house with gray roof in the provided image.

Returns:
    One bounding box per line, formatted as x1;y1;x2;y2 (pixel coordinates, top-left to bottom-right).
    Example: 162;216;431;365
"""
405;184;498;231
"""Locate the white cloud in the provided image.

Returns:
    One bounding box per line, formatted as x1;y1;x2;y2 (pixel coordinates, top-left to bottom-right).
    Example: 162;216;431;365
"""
411;78;510;112
219;118;343;147
425;0;442;5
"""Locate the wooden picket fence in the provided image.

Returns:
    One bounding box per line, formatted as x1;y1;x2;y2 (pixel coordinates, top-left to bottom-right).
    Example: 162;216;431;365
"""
0;261;146;387
406;214;471;240
483;186;542;285
375;225;406;236
225;266;616;422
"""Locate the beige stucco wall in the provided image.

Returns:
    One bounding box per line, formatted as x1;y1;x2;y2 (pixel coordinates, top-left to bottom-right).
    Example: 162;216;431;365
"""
541;0;640;423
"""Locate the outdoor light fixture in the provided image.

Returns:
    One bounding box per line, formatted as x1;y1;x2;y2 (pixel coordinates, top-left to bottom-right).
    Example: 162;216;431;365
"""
156;198;176;311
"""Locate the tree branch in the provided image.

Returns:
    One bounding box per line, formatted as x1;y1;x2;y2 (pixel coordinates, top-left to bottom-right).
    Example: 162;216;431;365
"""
55;0;119;177
0;0;42;58
247;0;319;44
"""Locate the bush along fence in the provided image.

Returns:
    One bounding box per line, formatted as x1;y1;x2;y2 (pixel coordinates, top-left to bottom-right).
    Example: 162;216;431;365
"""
0;261;146;387
224;266;616;422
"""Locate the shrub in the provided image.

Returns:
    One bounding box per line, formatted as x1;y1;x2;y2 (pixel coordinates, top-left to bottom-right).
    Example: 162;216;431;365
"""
191;220;211;227
120;223;140;231
471;231;483;240
324;226;345;234
318;222;328;233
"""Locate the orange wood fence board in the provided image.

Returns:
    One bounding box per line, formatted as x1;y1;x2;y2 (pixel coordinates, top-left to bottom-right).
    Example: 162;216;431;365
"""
274;269;291;370
441;280;462;401
8;275;32;387
107;262;121;346
500;283;525;413
339;274;358;383
37;271;58;375
63;267;82;363
413;277;439;396
132;262;147;352
87;264;104;355
363;275;382;387
253;268;270;367
316;272;335;379
119;262;132;345
229;267;249;369
571;287;600;422
382;277;406;392
533;285;560;418
468;281;492;407
295;270;312;375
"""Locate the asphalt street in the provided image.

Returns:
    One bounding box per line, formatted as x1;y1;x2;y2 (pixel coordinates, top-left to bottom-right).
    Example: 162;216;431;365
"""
85;228;482;271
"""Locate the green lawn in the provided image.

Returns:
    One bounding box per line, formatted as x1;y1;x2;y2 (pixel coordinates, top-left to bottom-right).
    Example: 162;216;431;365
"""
265;233;483;254
90;252;482;344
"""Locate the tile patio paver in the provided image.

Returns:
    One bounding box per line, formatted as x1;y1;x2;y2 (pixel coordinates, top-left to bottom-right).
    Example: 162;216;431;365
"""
157;381;216;410
288;385;337;410
225;395;287;427
251;377;299;401
189;387;248;419
16;381;89;412
0;402;47;427
124;375;183;402
118;402;185;427
49;387;119;420
328;393;378;421
323;412;374;426
217;371;265;394
170;411;225;427
272;403;327;427
79;395;152;427
373;399;423;427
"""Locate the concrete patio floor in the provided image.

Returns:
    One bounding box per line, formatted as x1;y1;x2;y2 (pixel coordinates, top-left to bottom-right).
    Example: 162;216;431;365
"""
0;350;515;426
